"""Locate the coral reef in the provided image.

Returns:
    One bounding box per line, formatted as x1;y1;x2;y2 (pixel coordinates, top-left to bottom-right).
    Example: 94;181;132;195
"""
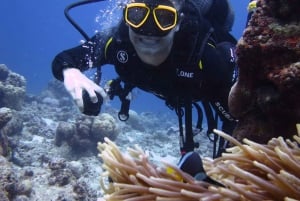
1;110;23;137
229;0;300;143
0;107;13;156
0;155;17;200
0;96;32;200
55;113;119;153
0;63;185;200
0;155;35;200
48;158;74;186
0;107;12;129
98;127;300;200
0;64;26;110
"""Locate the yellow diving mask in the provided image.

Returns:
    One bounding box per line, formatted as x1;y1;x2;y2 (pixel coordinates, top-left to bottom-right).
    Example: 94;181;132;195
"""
124;0;178;36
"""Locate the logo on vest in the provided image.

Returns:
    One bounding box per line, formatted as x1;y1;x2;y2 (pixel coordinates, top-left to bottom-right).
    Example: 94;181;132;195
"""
214;102;235;121
117;50;128;63
177;70;194;78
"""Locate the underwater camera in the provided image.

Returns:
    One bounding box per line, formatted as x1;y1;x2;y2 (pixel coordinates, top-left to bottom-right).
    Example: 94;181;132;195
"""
82;90;103;116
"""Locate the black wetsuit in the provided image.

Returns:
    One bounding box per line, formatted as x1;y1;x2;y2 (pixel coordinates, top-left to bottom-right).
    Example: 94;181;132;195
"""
52;18;237;154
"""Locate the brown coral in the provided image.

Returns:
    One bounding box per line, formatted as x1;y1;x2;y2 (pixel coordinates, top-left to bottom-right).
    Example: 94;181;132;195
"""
55;113;119;153
0;64;26;110
229;0;300;142
97;125;300;200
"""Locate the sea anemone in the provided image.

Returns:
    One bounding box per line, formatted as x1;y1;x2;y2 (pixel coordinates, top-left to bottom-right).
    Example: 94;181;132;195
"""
97;124;300;200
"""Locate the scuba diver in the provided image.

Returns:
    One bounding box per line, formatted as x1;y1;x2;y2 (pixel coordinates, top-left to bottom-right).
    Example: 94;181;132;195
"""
52;0;237;181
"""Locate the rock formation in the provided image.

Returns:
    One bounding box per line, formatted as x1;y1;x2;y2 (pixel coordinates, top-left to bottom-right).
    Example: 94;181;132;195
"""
0;64;26;110
55;113;119;153
229;0;300;143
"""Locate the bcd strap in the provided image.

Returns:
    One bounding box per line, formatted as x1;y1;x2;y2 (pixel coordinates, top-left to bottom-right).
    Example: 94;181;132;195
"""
202;101;217;135
106;78;134;121
202;100;222;158
175;96;200;155
192;102;204;132
118;83;134;121
176;98;227;158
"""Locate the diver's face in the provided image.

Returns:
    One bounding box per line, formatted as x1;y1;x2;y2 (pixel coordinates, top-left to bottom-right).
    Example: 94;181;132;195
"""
125;0;180;65
128;27;177;55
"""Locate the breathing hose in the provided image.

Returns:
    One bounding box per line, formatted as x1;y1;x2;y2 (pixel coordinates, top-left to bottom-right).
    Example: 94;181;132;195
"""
64;0;105;41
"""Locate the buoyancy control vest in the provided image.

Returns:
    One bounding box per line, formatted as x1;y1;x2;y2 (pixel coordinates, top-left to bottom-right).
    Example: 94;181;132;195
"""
106;17;214;103
93;0;237;115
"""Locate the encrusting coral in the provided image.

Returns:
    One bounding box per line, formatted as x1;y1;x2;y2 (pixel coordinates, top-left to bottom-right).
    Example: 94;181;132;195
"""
98;124;300;201
229;0;300;142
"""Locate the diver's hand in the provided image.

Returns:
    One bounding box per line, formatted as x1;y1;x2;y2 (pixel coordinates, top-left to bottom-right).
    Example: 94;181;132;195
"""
63;68;107;111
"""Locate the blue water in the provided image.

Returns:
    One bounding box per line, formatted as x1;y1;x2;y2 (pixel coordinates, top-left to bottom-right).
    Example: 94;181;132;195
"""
0;0;249;113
